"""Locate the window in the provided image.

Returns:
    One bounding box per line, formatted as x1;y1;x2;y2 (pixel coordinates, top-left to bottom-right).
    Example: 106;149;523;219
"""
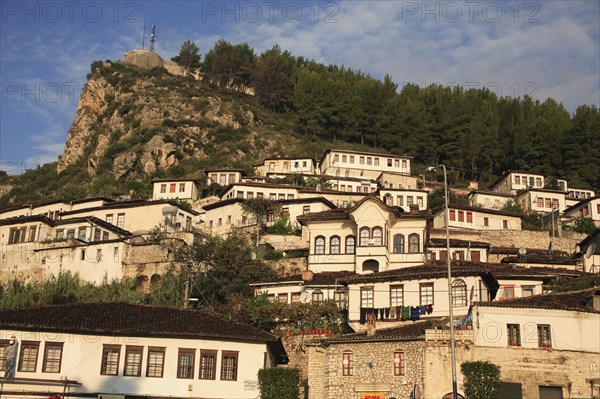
40;342;63;373
451;279;467;307
179;183;186;192
341;155;347;163
394;159;400;168
177;349;195;379
291;292;301;303
342;352;353;376
257;192;264;199
390;285;404;307
80;249;86;261
372;227;383;246
100;345;120;375
146;347;165;377
407;196;413;206
388;159;393;167
361;287;374;308
402;160;407;169
312;290;324;303
537;324;552;348
393;234;405;253
210;174;218;183
366;157;372;165
397;196;403;207
466;212;473;223
349;156;355;163
315;236;325;255
417;197;424;207
247;192;254;199
393;351;405;375
545;198;551;208
500;286;515;300
529;177;535;187
359;227;370;246
93;228;101;242
552;199;559;209
226;215;231;225
419;283;434;305
200;350;217;380
449;209;456;221
217;218;222;227
345;236;355;254
503;220;508;229
303;206;310;214
221;351;238;381
170;183;176;193
408;234;420;253
330;236;340;254
359;156;365;165
333;154;339;163
28;226;37;242
124;346;143;377
18;341;40;372
219;174;226;185
484;217;489;227
278;194;285;200
522;286;534;297
228;174;236;184
334;289;347;309
55;229;64;239
237;191;244;199
507;324;521;346
117;213;125;228
515;176;520;185
537;197;544;207
160;184;167;193
102;231;109;241
458;211;464;222
78;227;87;240
536;177;542;186
374;158;379;166
471;250;481;263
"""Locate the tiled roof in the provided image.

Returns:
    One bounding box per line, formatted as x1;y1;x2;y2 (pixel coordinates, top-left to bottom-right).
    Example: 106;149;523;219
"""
428;238;490;248
500;255;579;266
490;247;568;256
322;318;445;344
438;204;524;218
563;195;600;213
468;190;514;198
0;215;132;236
0;302;276;342
254;271;357;286
474;288;600;314
60;200;199;216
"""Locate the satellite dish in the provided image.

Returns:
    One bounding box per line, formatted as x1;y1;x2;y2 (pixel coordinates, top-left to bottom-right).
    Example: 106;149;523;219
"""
585;243;596;259
518;247;527;256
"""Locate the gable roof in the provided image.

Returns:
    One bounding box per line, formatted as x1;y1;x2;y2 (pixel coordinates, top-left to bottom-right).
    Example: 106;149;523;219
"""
427;238;490;248
474;288;600;314
0;215;132;236
60;199;199;217
436;204;523;218
563;195;600;214
0;302;276;342
252;271;357;287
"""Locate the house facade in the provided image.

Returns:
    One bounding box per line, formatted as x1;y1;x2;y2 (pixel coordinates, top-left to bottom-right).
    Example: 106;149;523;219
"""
254;157;316;176
425;238;490;263
320;149;412;179
151;179;199;201
490;171;545;195
297;197;431;274
0;302;284;398
563;195;600;227
468;190;514;210
204;168;247;186
220;182;302;201
379;188;428;210
516;188;568;213
432;205;522;231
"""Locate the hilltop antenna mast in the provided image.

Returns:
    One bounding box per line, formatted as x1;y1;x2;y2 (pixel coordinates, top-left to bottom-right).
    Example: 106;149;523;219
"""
141;14;147;49
150;24;156;52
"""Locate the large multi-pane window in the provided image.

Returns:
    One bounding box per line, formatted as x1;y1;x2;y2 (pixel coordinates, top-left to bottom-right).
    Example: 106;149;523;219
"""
393;351;405;375
124;346;143;377
361;287;374;308
315;236;325;255
538;325;552;348
408;234;420;253
359;228;370;246
200;350;217;380
372;227;383;246
345;236;355;254
18;341;40;372
419;283;434;305
42;342;63;373
390;285;404;307
177;349;195;379
146;347;165;377
330;236;340;254
507;324;521;346
100;345;120;375
451;279;468;307
221;351;238;381
393;234;405;253
342;351;353;376
116;213;125;228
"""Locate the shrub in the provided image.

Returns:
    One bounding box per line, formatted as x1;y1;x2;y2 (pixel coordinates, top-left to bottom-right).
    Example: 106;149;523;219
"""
258;368;300;399
460;361;501;399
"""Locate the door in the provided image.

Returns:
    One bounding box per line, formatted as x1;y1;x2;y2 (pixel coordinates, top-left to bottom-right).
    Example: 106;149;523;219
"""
539;386;563;399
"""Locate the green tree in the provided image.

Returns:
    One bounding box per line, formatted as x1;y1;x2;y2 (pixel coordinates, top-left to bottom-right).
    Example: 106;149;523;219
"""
258;368;300;399
202;40;256;91
565;217;597;234
171;40;201;69
460;361;501;399
252;45;295;111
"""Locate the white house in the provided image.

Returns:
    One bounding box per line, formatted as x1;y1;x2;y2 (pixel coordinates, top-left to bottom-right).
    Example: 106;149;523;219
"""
319;149;412;179
254;157;317;176
0;302;285;398
432;205;523;231
575;229;600;273
204;168;247;186
515;188;569;213
0;197;116;221
468;190;514;210
297;196;432;274
379;188;428;210
563;195;600;227
220;182;302;201
151;179;199;201
426;238;490;263
490;171;546;195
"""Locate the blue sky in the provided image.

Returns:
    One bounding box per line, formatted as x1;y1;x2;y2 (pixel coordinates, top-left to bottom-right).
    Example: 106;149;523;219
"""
1;1;599;174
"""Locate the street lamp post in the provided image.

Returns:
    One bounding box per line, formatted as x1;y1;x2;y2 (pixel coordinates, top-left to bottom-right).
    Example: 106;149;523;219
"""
428;164;458;399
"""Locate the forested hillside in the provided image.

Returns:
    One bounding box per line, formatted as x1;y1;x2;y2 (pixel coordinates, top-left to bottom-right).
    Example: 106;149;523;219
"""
1;40;598;206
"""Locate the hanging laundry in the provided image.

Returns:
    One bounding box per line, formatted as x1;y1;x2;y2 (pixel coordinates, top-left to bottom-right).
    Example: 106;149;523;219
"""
410;306;420;321
360;308;367;324
401;305;410;320
379;308;385;320
417;306;427;315
396;306;402;320
385;307;390;319
426;304;433;314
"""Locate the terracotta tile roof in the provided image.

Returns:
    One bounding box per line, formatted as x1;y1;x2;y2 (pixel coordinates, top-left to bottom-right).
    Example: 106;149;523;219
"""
490;247;568;256
254;271;357;286
428;238;490;248
474;288;600;314
0;302;276;342
563;195;600;213
437;204;524;218
322;318;445;343
500;255;579;266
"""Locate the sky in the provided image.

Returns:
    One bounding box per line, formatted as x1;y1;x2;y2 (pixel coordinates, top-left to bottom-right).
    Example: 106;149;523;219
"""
1;1;599;174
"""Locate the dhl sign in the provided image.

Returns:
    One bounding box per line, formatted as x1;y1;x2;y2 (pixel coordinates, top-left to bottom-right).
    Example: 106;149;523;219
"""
360;393;385;399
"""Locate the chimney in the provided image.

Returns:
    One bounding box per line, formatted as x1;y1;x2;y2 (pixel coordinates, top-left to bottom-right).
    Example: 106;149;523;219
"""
366;312;376;336
409;204;419;214
301;270;314;282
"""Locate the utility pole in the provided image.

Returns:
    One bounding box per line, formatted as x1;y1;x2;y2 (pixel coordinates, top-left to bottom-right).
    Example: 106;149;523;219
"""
183;279;190;309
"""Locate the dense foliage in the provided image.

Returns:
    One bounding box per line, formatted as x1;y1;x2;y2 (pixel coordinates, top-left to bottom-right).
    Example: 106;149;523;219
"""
460;361;501;399
547;274;600;293
258;367;300;399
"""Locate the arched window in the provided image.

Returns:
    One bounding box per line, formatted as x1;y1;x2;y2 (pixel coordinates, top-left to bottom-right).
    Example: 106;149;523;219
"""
315;236;325;255
359;228;370;246
393;234;405;253
408;233;420;253
345;235;355;254
451;279;468;307
330;236;340;254
372;227;383;246
312;290;323;303
384;194;393;206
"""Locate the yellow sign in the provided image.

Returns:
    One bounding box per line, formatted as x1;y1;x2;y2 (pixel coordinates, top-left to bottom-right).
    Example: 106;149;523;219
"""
360;393;385;399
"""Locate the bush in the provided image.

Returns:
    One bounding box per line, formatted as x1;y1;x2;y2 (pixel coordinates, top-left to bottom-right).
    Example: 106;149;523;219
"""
460;361;501;399
564;217;596;234
258;368;300;399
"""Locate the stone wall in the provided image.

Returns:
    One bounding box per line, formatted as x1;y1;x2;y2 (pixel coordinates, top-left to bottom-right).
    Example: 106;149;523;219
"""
308;340;425;399
266;257;307;276
424;343;600;399
430;229;586;254
261;234;307;251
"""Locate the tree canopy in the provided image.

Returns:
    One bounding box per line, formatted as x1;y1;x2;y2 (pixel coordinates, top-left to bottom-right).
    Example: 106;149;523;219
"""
171;40;201;69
